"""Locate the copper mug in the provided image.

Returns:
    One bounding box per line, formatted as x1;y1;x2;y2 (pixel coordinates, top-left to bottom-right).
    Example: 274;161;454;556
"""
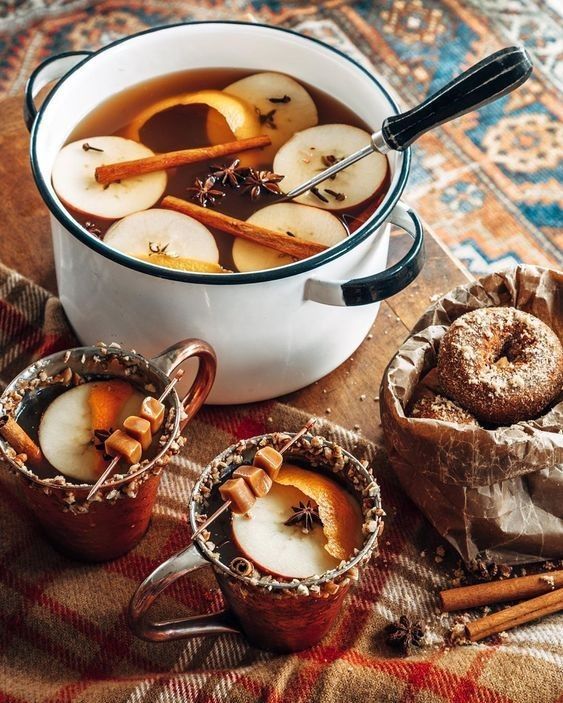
0;340;216;561
128;432;384;653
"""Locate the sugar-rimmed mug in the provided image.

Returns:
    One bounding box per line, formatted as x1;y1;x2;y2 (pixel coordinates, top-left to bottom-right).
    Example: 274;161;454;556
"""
0;340;215;561
128;432;384;653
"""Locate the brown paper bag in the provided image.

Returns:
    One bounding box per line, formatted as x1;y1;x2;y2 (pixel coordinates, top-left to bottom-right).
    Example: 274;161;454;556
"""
380;265;563;565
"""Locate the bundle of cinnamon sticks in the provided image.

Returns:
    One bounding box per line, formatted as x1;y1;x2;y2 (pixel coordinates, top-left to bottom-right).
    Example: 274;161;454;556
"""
439;569;563;642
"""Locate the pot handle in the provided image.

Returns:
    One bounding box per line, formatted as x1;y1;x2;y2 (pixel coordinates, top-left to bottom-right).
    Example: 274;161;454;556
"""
128;541;239;642
24;51;92;131
151;339;217;431
305;201;425;306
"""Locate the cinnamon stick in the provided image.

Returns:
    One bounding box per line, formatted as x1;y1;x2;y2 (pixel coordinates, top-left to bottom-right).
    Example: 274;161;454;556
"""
0;415;43;465
162;196;327;260
95;135;271;184
440;570;563;612
465;587;563;642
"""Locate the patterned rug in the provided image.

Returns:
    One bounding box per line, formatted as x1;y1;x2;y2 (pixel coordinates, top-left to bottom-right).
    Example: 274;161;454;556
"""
0;0;561;275
1;263;562;703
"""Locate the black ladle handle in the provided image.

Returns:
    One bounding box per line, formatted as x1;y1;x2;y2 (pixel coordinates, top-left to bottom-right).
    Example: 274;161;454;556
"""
381;46;532;151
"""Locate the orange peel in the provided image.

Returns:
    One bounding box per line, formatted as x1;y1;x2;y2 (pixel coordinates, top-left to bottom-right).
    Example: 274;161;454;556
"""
139;253;230;273
124;89;261;143
275;463;363;561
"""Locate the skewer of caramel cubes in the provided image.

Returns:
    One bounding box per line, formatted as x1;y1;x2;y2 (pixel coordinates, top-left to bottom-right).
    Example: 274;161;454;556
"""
86;371;183;500
191;418;317;540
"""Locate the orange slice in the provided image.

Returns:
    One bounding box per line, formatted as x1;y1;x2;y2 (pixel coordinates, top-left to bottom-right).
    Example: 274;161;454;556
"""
275;463;364;561
124;90;261;143
139;253;230;273
88;380;135;431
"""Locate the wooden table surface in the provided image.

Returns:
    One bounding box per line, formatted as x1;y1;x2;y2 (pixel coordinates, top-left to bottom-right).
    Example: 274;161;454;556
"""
0;95;471;442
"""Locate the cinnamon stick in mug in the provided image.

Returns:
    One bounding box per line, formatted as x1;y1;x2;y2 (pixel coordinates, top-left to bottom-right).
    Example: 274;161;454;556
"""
0;415;43;465
95;135;271;184
162;196;327;260
440;570;563;611
465;588;563;642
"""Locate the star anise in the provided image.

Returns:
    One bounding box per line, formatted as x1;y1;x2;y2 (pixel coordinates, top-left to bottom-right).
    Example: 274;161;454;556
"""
284;500;322;533
187;176;225;207
209;159;246;188
93;428;113;461
385;615;426;655
84;221;102;237
241;169;284;200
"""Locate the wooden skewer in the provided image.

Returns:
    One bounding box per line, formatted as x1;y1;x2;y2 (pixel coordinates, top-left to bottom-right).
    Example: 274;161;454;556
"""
162;196;327;260
191;418;317;541
86;370;184;501
94;135;272;184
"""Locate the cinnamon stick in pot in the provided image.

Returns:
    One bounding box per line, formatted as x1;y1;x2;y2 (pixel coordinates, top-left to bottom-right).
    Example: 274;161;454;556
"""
162;196;327;260
95;135;271;184
440;570;563;611
0;415;43;465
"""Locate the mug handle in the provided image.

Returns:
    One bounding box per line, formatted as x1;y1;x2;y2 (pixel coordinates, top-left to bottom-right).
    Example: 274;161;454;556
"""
305;200;425;306
128;541;239;642
151;339;217;430
24;51;92;131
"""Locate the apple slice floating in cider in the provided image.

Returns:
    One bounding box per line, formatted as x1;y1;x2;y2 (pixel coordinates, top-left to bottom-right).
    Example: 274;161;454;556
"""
233;203;347;272
104;209;219;265
52;137;167;220
232;483;339;579
38;381;143;482
273;124;389;211
207;72;318;166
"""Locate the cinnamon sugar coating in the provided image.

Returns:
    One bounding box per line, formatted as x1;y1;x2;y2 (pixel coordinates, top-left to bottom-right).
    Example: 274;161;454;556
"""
411;392;478;426
437;307;563;425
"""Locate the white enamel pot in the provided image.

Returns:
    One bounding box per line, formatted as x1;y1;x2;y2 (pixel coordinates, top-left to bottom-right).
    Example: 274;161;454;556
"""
26;21;424;404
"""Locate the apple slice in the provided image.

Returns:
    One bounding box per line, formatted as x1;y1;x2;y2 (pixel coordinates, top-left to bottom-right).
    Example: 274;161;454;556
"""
231;483;339;579
233;203;347;272
124;89;261;143
38;381;143;482
52;137;167;219
207;72;318;166
104;209;219;264
273;124;388;211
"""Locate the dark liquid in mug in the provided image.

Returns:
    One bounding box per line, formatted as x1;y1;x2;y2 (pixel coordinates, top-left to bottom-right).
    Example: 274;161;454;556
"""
16;376;163;483
66;68;390;271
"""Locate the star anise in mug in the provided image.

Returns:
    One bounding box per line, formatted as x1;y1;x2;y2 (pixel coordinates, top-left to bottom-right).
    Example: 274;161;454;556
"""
385;615;426;655
209;159;246;188
241;169;284;200
93;428;114;461
187;176;225;207
284;500;322;532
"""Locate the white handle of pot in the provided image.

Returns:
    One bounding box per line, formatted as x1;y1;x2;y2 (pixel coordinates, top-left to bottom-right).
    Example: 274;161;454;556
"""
24;51;92;131
305;201;425;306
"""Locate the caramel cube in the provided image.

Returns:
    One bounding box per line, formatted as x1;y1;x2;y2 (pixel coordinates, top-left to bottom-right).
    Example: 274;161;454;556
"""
140;396;165;433
105;429;142;465
219;477;256;514
253;446;283;480
123;415;152;451
233;465;272;497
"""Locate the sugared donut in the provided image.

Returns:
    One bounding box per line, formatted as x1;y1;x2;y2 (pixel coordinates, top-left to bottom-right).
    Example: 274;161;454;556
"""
410;391;479;426
437;307;563;425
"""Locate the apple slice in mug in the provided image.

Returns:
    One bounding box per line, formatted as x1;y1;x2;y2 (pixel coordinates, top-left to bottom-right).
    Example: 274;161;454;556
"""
233;203;347;272
273;124;388;211
104;209;220;267
52;137;167;220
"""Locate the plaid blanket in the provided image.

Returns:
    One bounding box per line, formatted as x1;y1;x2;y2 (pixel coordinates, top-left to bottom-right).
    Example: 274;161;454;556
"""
1;267;562;702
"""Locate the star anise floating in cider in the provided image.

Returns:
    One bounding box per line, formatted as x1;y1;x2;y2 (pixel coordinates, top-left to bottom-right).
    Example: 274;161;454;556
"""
241;169;284;200
284;500;322;533
186;176;225;207
210;159;246;188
